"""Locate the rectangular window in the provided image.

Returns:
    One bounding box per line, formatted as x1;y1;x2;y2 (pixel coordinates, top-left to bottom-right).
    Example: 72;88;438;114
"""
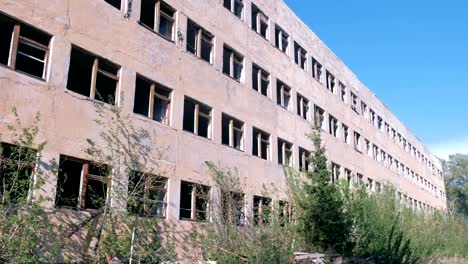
274;25;289;54
133;75;171;125
326;71;336;94
314;105;325;129
294;42;307;70
252;64;269;97
340;82;347;103
377;116;383;131
187;20;214;64
183;97;212;139
0;14;52;80
221;190;244;225
373;144;379;161
104;0;122;10
297;93;309;121
345;169;352;187
223;45;244;82
252;128;270;160
127;171;167;217
354;132;361;152
366;139;371;156
278;138;293;167
253;196;271;225
56;155;110;210
312;57;323;83
329;115;339;138
0;143;36;204
140;0;175;40
222;114;244;151
251;4;269;39
342;124;349;144
179;181;210;221
278;200;292;224
276;80;291;110
370;109;376;126
299;147;310;171
361;101;368;118
224;0;244;19
331;162;340;183
351;92;358;112
67;46;120;105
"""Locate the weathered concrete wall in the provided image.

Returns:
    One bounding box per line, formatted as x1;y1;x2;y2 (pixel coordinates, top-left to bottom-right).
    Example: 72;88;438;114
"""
0;0;447;260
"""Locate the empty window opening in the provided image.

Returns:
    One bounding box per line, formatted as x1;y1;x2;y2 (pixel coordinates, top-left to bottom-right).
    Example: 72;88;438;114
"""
224;0;244;19
67;46;120;105
354;132;361;152
326;71;336;93
223;45;244;82
56;155;110;210
221;191;244;225
351;92;358;112
0;143;36;204
133;75;172;125
251;4;269;39
297;93;309;121
252;64;269;97
179;181;209;221
366;139;371;157
222;114;244;151
278;138;293;167
183;97;212;139
370;109;376;126
0;14;51;79
314;105;325;129
340;82;346;102
377;116;383;131
372;144;379;161
294;42;307;70
342;124;350;144
187;20;214;64
357;173;364;185
252;127;270;160
312;57;323;83
278;200;292;224
345;169;352;187
276;80;291;110
328;115;339;138
140;0;175;40
361;101;368;117
299;147;310;172
253;196;271;225
367;178;375;192
331;162;340;183
127;171;167;217
275;25;289;53
104;0;122;10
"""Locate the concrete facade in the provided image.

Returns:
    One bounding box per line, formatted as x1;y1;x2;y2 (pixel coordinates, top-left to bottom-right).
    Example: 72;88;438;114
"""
0;0;447;259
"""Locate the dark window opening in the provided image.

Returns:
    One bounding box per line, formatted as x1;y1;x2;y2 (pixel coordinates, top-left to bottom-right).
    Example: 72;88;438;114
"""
276;80;290;109
252;64;269;97
294;42;307;70
299;147;310;171
253;128;270;160
179;181;209;221
275;25;289;53
221;191;244;225
104;0;122;10
127;171;167;217
139;0;175;40
134;75;171;125
183;97;211;139
251;4;268;39
253;196;271;225
297;94;309;120
278;138;293;167
223;46;243;82
187;20;213;64
222;114;244;150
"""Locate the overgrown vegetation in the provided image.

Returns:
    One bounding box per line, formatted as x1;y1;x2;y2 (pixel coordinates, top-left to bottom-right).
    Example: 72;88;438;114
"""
443;154;468;216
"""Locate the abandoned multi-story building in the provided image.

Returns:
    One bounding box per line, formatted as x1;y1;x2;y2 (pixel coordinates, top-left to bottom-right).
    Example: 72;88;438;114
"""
0;0;447;259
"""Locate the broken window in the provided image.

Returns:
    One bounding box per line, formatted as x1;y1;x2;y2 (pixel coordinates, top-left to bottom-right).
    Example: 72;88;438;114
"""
252;64;269;97
179;181;210;221
275;25;289;54
312;57;323;83
222;114;244;151
314;105;325;129
354;132;361;152
187;19;214;63
331;162;340;183
367;178;374;192
370;109;376;127
351;92;358;112
133;75;171;125
67;46;120;105
278;138;293;167
357;173;364;185
361;101;368;118
104;0;122;10
224;0;244;19
0;14;52;79
183;97;212;139
377;116;383;131
342;124;349;144
385;122;391;137
294;42;307;70
253;196;271;225
140;0;175;40
56;155;110;210
372;144;379;161
0;143;36;204
221;190;244;225
340;82;347;103
252;127;270;160
326;71;336;94
345;169;352;187
276;80;291;110
328;115;339;138
299;147;310;172
297;93;309;121
223;45;244;82
251;4;269;39
278;200;292;224
127;171;167;217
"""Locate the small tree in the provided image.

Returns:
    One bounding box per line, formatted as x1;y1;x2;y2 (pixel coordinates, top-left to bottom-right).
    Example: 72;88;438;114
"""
296;126;352;254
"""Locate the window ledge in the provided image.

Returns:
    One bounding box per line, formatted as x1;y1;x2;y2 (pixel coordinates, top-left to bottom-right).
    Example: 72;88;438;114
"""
221;144;245;154
64;89;116;107
138;22;175;44
0;63;47;83
132;113;175;131
221;72;243;84
181;130;213;144
184;51;214;67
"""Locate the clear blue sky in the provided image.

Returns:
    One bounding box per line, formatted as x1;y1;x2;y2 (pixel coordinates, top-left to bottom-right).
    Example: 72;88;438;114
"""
284;0;468;159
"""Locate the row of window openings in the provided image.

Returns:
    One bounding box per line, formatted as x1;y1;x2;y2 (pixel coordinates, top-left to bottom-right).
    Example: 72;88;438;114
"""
397;192;438;212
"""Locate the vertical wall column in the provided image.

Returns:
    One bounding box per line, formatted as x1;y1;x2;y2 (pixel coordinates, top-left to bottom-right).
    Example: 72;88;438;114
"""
33;150;60;209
